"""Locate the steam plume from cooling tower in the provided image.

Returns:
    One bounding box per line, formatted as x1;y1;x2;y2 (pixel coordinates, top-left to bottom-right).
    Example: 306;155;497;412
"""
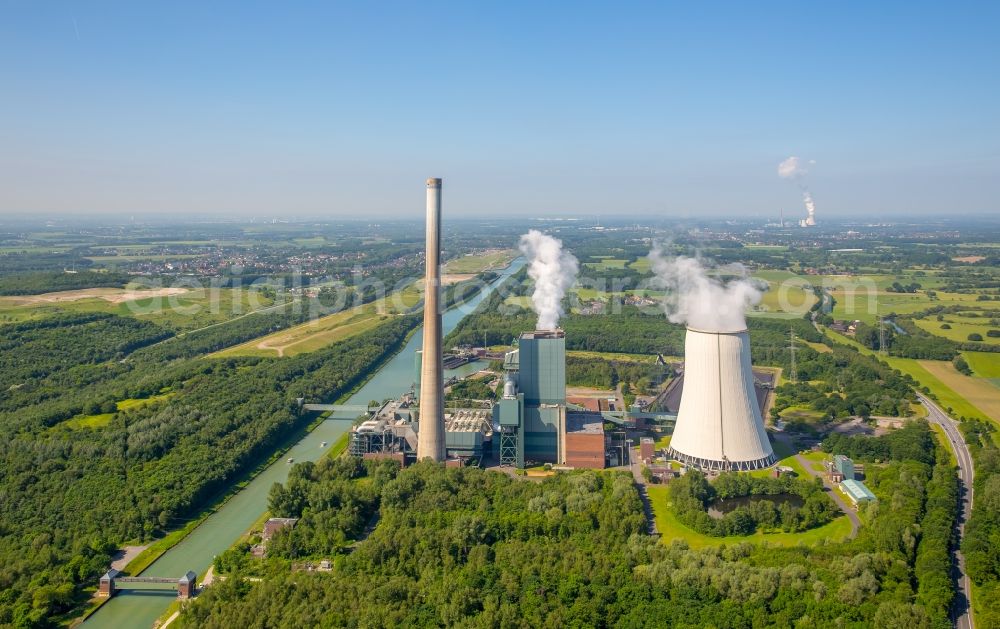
648;246;763;333
778;156;817;226
518;230;579;330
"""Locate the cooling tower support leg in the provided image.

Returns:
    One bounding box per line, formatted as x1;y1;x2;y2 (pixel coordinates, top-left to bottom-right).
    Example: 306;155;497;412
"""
666;447;776;472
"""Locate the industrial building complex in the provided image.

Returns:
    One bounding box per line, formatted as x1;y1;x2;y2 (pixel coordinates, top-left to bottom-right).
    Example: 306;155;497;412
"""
347;177;781;473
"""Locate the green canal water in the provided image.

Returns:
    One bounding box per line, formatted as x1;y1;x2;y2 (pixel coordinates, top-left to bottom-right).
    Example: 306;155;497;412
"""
83;259;524;628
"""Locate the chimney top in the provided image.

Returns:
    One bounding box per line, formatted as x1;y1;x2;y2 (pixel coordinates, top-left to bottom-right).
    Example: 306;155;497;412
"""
426;178;442;188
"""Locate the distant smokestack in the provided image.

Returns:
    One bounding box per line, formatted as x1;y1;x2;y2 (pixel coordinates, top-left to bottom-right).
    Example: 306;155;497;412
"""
417;178;445;462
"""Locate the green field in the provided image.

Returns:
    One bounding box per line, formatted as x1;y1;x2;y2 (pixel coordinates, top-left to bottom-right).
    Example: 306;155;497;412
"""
212;285;420;358
62;413;115;430
752;277;818;317
567;350;662;362
443;249;516;274
744;270;997;324
503;295;534;309
646;485;853;549
628;257;651;273
61;392;175;431
918;359;1000;424
889;358;994;423
779;405;826;422
829;289;997;324
0;286;277;332
964;351;1000;378
583;258;629;270
915;315;1000;345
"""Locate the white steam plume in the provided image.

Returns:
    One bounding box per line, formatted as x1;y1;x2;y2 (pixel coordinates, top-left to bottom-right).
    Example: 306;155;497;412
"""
778;155;818;225
803;191;816;215
648;246;763;333
518;230;579;330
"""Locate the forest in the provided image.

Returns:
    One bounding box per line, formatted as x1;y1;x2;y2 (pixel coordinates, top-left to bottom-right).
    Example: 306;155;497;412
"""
822;420;937;465
961;418;1000;625
0;310;419;627
770;345;920;426
180;437;958;628
0;270;130;295
564;355;666;391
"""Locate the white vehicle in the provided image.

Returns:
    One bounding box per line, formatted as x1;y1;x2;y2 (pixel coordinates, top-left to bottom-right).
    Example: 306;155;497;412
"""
320;441;327;447
287;457;294;464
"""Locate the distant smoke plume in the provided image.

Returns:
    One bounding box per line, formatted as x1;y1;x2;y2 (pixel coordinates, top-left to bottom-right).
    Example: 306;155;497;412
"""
777;156;808;179
648;246;763;333
802;191;816;215
778;155;818;226
519;230;579;330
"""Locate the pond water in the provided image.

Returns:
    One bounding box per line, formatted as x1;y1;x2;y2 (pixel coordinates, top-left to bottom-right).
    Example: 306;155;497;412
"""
707;493;804;519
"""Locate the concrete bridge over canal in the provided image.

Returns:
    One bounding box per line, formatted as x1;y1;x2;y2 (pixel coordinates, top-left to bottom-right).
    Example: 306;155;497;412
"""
98;569;198;599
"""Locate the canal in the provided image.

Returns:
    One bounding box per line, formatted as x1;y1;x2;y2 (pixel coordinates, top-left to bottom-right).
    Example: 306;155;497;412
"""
83;258;524;628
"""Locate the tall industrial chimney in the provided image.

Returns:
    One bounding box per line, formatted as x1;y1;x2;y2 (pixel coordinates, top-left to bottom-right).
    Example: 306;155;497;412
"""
667;327;775;471
417;178;446;461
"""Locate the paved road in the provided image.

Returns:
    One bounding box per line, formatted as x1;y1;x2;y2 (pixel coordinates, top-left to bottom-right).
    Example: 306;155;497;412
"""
774;432;861;538
919;393;976;629
796;451;861;538
630;447;659;535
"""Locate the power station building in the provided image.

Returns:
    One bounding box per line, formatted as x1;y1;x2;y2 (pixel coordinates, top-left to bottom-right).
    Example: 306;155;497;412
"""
494;330;567;466
666;327;776;471
491;330;608;469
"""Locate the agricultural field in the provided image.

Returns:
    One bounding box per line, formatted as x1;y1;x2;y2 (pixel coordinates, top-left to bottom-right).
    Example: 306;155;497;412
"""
0;285;277;331
884;358;993;424
827;289;995;324
914;313;1000;345
211;284;421;358
442;249;516;274
964;351;1000;379
628;257;651;272
918;359;1000;423
582;257;629;270
750;268;997;324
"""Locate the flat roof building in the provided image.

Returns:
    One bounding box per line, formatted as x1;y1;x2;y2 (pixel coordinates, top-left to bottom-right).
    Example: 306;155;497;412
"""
840;479;876;505
562;412;606;469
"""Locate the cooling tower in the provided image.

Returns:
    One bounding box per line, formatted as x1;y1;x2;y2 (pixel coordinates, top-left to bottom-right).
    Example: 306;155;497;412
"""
666;327;775;471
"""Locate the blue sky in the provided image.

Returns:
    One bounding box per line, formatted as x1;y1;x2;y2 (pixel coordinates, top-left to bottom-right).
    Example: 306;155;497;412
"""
1;1;997;219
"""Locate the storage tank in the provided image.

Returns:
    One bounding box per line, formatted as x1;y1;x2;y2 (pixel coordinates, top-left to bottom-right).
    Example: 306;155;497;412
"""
666;327;775;471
